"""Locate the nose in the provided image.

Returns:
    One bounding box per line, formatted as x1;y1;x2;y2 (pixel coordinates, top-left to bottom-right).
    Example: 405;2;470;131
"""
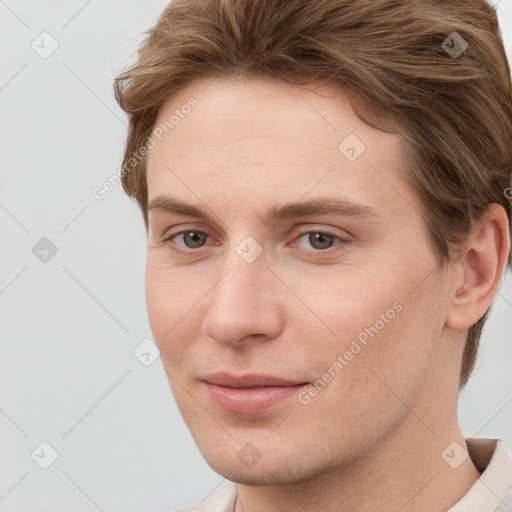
201;249;283;348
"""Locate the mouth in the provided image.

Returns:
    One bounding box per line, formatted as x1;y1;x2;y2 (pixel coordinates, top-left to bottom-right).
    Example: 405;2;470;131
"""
202;372;309;413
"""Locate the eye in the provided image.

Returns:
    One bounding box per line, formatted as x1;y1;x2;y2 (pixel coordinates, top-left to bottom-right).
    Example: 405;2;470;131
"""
292;229;349;253
164;229;211;254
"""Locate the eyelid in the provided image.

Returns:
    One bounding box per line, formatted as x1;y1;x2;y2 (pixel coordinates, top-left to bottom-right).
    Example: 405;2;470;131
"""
161;223;213;241
291;225;352;240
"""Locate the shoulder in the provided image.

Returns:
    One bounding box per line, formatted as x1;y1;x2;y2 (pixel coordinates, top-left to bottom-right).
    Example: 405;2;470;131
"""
171;483;238;512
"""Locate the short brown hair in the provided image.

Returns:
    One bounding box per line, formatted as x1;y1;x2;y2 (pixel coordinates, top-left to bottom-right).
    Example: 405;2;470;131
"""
113;0;512;389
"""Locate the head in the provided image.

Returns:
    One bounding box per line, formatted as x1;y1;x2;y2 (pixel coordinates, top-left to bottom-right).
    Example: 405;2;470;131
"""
114;0;512;485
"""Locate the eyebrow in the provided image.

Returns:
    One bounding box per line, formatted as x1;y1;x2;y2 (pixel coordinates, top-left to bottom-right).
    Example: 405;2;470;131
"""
147;194;381;225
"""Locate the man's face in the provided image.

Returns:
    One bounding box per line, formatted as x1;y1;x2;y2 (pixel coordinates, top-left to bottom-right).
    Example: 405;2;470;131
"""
145;78;454;484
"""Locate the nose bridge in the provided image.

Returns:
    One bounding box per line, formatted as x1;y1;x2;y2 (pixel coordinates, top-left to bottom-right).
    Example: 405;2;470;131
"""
217;233;271;301
202;241;281;346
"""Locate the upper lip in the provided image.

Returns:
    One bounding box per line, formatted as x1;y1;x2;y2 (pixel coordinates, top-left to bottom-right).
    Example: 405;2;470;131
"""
203;372;308;388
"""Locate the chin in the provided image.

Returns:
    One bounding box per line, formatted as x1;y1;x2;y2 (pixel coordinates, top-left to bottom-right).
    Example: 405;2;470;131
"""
198;438;337;486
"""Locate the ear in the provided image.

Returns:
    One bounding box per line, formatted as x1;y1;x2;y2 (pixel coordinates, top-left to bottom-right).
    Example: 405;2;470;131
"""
445;204;510;330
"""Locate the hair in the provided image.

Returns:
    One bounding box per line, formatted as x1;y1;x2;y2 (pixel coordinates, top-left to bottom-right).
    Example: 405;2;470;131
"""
113;0;512;390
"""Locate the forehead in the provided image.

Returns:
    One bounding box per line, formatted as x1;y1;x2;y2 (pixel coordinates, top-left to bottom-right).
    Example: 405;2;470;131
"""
145;78;414;223
149;78;380;164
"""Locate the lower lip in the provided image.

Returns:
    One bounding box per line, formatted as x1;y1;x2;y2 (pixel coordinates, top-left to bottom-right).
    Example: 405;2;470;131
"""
204;382;308;413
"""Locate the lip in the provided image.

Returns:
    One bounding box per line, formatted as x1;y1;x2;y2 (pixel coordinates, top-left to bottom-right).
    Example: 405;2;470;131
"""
202;373;309;413
203;372;307;388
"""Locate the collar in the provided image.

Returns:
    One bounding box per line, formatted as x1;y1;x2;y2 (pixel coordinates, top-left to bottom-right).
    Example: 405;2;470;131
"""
447;438;512;512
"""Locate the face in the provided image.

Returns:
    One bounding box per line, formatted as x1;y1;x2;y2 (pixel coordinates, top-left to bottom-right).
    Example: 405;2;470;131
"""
145;78;454;485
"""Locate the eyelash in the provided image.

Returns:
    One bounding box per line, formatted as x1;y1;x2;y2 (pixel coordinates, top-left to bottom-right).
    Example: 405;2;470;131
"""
163;228;350;257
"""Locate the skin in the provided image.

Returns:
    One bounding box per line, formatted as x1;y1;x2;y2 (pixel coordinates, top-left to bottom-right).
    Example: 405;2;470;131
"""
144;77;510;512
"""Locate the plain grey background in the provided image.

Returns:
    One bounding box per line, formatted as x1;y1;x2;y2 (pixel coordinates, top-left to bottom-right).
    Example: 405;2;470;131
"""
0;1;511;511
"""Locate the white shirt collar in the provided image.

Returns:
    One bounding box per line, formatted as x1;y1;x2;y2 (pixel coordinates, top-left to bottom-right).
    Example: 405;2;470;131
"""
447;438;512;512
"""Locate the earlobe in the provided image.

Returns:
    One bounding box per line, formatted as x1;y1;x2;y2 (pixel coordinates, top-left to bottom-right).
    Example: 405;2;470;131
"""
445;204;510;331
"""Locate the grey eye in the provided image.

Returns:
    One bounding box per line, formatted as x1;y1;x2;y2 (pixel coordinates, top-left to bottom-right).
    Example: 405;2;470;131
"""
180;231;208;248
304;232;336;250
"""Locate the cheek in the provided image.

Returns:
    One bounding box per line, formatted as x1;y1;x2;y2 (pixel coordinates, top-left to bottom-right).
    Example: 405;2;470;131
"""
145;263;198;368
145;267;171;340
288;275;401;372
305;268;444;410
325;282;444;414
